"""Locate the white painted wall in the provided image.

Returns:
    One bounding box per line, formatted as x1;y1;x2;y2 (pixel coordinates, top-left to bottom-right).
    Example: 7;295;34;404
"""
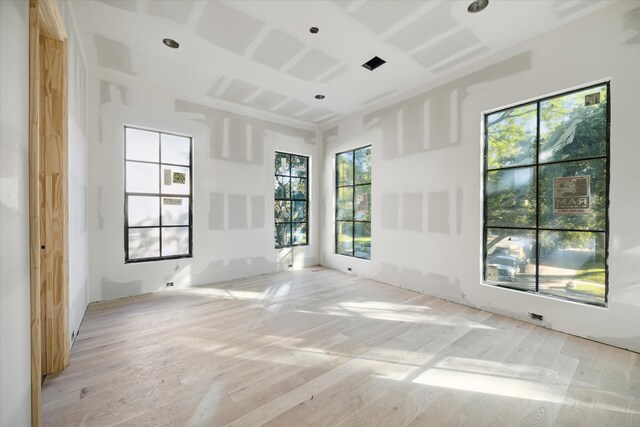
87;77;321;302
62;0;90;345
320;1;640;352
0;0;32;425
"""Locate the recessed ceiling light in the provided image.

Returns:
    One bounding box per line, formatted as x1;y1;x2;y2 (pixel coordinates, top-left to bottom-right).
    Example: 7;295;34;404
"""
309;27;319;34
315;94;325;100
163;38;179;49
467;0;489;13
362;56;386;71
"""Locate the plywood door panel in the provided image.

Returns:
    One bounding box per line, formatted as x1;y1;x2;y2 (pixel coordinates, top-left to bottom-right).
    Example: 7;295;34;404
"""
38;33;69;376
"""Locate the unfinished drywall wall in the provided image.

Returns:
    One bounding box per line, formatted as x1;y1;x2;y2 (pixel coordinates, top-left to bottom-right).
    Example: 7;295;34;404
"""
320;1;640;352
61;0;90;346
87;78;320;302
0;0;31;425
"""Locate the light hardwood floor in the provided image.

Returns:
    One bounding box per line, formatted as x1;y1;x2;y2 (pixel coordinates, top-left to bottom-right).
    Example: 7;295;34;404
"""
42;267;640;426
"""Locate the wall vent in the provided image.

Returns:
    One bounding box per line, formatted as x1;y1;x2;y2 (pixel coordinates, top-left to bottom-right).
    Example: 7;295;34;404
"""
362;56;386;71
529;312;543;321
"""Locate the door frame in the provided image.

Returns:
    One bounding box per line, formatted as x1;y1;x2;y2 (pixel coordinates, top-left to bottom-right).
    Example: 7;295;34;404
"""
29;0;68;425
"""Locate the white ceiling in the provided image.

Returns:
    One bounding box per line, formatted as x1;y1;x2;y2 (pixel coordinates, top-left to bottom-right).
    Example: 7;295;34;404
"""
71;0;617;129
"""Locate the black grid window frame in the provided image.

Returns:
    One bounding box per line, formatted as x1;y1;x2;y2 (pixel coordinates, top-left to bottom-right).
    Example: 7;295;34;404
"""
482;82;610;307
274;152;309;249
335;145;372;260
124;126;193;263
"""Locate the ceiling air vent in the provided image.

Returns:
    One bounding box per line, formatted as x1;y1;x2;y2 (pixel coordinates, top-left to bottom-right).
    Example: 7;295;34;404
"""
362;56;386;71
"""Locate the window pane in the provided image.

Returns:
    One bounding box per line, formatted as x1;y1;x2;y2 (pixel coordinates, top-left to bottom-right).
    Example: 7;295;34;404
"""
539;85;607;163
128;196;159;227
337;187;353;220
275;152;290;175
539;159;606;231
291;178;307;200
275;223;291;247
539;230;605;305
293;223;307;245
487;103;537;169
485;228;536;291
354;222;371;260
275;201;291;223
291;155;307;177
354;185;371;221
161;134;190;166
336;221;353;255
275;175;290;199
162;197;189;226
486;167;536;228
355;146;371;184
161;165;190;195
337;152;353;186
126;128;159;162
161;227;189;256
292;201;306;222
128;228;160;259
126;161;159;194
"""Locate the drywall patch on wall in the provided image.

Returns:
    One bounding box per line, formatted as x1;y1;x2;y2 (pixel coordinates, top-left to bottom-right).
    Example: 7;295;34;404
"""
196;1;265;55
344;0;425;35
94;34;137;75
363;52;532;161
623;7;640;45
249;91;287;111
322;126;339;144
386;1;455;53
228;194;248;229
175;99;315;166
251;195;265;229
148;0;196;25
252;28;305;71
427;191;450;234
209;192;225;230
286;49;340;82
218;79;259;104
101;278;143;300
381;193;399;229
402;193;423;232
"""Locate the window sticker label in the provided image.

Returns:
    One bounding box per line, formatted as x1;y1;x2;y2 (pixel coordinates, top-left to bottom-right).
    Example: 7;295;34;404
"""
173;172;186;184
163;198;182;206
585;93;600;106
553;176;590;214
164;168;172;185
356;193;369;216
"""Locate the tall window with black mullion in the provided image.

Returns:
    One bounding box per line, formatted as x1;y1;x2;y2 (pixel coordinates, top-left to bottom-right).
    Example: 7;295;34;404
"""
484;83;609;306
336;146;371;260
124;126;193;262
274;152;309;248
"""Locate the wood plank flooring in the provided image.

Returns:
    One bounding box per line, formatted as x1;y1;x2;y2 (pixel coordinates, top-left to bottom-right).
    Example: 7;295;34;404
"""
42;267;640;426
